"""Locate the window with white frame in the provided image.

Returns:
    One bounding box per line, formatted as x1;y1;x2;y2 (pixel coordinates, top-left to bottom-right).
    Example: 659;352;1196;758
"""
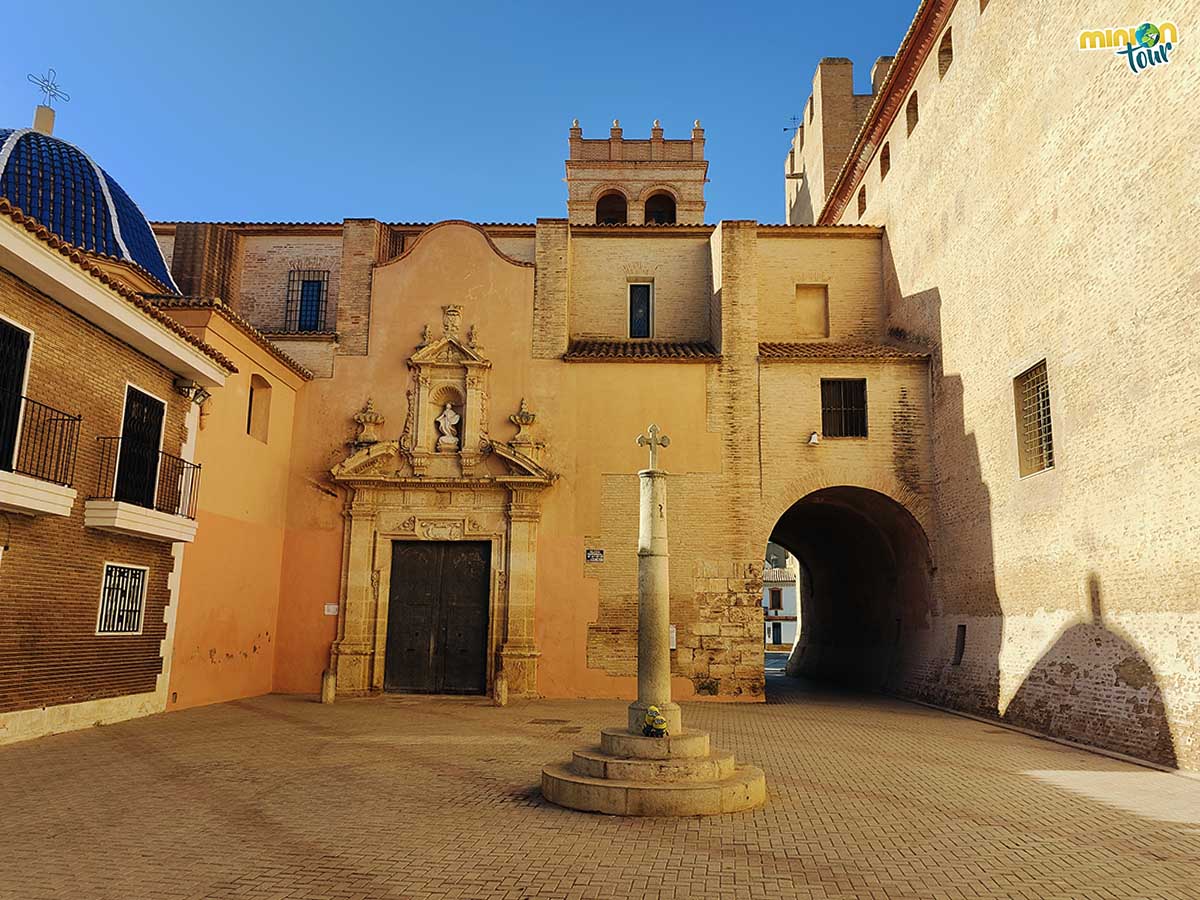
629;283;653;339
97;563;148;635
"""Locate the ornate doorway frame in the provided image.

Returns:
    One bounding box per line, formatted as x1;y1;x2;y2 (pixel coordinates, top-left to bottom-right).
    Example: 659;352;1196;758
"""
327;308;555;699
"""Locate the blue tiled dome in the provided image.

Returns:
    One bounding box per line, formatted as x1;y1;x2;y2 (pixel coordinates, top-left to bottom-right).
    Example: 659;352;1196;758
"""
0;128;177;291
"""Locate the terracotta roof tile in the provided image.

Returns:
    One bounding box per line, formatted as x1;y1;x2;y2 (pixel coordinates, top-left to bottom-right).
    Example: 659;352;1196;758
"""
758;341;929;360
564;339;719;361
0;197;237;374
149;296;315;381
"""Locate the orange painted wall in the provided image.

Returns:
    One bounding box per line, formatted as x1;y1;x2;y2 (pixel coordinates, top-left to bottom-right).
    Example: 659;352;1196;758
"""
164;309;305;710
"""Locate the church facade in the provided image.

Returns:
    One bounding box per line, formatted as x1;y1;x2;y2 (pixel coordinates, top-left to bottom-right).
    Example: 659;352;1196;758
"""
154;121;933;704
2;0;1195;773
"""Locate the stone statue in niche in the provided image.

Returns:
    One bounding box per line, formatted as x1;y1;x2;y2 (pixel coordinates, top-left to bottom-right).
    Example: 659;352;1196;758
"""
436;402;461;452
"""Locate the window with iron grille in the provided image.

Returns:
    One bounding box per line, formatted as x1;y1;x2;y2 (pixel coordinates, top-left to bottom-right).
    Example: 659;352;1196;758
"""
1014;360;1054;476
820;379;868;438
97;563;148;635
285;270;329;332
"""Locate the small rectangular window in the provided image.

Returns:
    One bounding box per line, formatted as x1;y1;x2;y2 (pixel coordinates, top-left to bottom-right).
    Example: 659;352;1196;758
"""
285;270;329;332
820;379;868;438
629;283;652;339
769;588;783;610
97;563;148;635
952;623;967;665
1014;360;1054;476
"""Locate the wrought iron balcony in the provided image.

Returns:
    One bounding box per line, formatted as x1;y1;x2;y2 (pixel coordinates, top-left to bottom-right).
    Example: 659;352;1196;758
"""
0;391;81;487
91;436;201;520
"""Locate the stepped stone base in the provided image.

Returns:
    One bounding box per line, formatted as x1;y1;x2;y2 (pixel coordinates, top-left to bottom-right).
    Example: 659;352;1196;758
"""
542;729;766;816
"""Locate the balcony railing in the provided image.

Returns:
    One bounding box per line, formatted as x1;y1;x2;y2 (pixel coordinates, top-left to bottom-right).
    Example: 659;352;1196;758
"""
0;392;81;486
91;437;201;519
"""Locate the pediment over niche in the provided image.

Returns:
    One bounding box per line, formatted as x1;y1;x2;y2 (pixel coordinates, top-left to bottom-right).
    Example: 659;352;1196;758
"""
409;334;489;368
331;437;556;486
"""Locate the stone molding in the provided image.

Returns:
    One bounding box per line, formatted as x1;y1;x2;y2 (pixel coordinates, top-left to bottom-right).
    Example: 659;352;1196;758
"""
328;328;556;701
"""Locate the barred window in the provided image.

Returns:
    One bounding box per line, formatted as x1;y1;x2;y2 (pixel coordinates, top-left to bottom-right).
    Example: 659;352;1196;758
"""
1014;360;1054;476
821;379;868;438
285;270;329;332
97;563;148;635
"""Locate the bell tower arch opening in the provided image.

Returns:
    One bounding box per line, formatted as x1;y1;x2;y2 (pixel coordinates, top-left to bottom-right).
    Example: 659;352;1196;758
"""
595;191;628;225
768;486;932;691
644;191;677;224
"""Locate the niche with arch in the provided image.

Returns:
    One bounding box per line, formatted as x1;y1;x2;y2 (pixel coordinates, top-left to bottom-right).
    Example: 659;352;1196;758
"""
247;374;271;443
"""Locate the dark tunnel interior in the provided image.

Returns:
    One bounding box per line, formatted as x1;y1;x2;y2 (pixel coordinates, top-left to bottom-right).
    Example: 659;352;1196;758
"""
771;487;933;690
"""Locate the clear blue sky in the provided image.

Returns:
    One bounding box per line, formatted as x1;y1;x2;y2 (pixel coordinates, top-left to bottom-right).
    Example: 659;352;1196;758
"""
2;1;916;224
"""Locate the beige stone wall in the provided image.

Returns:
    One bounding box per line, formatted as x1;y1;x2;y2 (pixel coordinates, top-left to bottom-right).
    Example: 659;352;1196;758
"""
237;234;342;332
756;230;883;343
819;0;1198;767
568;234;713;342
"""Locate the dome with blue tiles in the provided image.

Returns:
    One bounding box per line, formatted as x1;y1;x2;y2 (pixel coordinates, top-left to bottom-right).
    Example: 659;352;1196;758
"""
0;127;177;291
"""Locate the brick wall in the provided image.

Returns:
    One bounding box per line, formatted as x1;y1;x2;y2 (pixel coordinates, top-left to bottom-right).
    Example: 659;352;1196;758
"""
237;234;343;333
569;233;713;342
817;0;1198;768
0;268;190;714
756;231;883;342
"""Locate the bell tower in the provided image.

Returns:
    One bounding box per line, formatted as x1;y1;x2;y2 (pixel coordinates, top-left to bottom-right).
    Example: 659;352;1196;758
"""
565;119;708;225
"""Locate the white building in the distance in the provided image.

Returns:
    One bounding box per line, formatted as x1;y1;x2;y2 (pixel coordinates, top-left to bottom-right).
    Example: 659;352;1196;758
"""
763;566;799;648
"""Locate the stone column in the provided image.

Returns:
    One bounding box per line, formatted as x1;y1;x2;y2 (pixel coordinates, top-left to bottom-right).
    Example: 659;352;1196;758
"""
333;496;378;695
502;490;541;697
628;425;681;735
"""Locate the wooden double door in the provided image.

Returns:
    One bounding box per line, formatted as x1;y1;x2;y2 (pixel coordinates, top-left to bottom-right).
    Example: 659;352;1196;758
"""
384;541;491;694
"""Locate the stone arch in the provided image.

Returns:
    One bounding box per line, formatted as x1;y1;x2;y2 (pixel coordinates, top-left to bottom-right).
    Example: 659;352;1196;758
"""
767;481;934;691
762;466;933;546
636;184;680;203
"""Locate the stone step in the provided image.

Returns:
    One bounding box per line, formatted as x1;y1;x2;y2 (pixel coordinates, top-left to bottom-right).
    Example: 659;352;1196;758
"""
541;763;766;816
571;748;736;783
599;727;710;760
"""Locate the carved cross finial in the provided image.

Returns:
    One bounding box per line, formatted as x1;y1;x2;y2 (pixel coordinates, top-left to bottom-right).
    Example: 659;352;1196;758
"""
636;423;670;470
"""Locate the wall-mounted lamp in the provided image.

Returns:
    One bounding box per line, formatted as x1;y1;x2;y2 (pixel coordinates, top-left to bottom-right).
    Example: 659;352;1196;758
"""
807;431;821;445
173;378;211;406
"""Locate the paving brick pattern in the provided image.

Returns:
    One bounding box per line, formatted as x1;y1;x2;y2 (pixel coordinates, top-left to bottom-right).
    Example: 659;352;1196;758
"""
2;660;1198;899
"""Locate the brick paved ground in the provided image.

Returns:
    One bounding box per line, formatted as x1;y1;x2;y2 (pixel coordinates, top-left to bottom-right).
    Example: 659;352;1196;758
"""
2;656;1198;900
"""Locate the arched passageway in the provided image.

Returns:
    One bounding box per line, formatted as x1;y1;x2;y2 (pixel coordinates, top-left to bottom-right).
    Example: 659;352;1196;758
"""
770;486;932;691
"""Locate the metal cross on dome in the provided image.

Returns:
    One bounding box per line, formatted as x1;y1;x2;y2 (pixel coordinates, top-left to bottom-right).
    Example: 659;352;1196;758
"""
636;423;670;470
27;68;70;107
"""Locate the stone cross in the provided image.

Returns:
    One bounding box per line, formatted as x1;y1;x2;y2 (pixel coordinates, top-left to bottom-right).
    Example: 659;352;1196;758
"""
636;424;670;470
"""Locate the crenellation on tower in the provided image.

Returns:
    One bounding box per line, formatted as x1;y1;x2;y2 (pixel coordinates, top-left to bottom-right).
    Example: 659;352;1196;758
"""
565;119;708;225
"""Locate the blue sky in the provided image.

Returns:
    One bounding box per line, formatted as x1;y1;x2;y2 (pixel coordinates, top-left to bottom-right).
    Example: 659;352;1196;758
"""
2;1;916;224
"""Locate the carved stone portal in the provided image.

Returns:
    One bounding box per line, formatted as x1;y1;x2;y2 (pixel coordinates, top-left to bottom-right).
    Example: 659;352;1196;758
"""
329;322;556;701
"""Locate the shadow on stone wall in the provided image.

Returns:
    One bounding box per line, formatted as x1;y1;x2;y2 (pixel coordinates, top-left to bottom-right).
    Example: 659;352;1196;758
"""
850;233;1180;768
1004;574;1177;767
